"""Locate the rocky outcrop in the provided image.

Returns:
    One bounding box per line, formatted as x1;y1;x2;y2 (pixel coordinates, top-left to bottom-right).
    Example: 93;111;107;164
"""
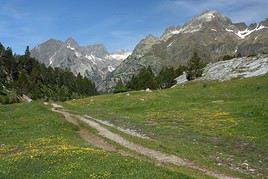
200;55;268;81
173;55;268;86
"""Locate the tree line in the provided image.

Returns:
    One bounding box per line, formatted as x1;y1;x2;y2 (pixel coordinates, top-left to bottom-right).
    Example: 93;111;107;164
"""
0;43;97;104
114;52;205;93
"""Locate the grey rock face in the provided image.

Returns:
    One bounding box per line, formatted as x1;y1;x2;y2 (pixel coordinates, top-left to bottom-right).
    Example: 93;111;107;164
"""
173;54;268;86
174;72;188;85
200;54;268;81
31;38;130;90
102;10;268;92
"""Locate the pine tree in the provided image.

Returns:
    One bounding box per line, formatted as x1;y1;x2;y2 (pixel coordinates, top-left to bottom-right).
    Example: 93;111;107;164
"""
24;46;31;57
114;79;128;93
127;66;157;90
156;67;177;89
0;43;98;104
0;43;5;55
186;52;205;81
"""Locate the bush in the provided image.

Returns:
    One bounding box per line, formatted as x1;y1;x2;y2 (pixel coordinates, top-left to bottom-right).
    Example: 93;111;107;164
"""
222;55;234;61
114;80;129;93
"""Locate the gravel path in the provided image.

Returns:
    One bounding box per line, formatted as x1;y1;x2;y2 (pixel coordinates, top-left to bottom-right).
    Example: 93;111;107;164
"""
52;104;239;179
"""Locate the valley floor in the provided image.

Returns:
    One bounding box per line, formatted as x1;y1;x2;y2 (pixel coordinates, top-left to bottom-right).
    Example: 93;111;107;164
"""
1;75;267;178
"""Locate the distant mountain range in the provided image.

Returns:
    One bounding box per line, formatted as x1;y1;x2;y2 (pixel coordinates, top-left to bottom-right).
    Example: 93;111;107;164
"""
31;10;268;92
31;38;130;88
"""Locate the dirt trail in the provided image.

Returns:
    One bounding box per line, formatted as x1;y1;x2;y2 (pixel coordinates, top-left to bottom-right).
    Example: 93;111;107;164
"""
79;129;132;157
51;104;133;157
52;104;239;179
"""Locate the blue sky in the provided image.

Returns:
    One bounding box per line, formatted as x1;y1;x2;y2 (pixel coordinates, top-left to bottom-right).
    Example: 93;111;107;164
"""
0;0;268;54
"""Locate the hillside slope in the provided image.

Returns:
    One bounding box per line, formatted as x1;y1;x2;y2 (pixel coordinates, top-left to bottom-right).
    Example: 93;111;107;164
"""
64;75;268;177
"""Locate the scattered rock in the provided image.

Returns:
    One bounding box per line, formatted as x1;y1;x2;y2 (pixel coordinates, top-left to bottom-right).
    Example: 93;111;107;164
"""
241;162;249;170
173;72;188;87
249;168;255;172
20;94;32;103
43;102;49;105
145;88;152;92
211;100;225;104
52;103;63;109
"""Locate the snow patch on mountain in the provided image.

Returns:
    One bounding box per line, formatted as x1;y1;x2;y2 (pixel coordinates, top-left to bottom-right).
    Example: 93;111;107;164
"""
170;29;182;35
167;41;174;48
49;52;57;65
225;28;234;32
161;24;202;41
108;65;115;72
182;24;203;33
110;51;131;61
226;24;268;39
67;44;75;51
75;51;82;58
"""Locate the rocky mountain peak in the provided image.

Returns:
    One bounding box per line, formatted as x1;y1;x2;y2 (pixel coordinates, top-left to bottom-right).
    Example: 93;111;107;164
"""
38;38;63;49
144;34;159;41
65;37;80;49
195;10;218;21
84;44;109;57
65;37;77;44
46;38;61;44
161;26;181;41
188;10;231;25
132;34;159;57
161;10;232;41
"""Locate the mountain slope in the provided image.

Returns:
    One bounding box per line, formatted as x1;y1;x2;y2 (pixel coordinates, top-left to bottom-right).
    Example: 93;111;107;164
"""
102;11;268;92
31;38;130;88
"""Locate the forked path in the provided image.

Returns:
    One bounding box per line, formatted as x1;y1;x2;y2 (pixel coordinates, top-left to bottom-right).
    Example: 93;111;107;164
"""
51;104;239;179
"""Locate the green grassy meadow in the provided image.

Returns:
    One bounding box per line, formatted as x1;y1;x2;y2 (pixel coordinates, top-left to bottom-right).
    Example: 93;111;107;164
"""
0;102;191;179
64;75;268;177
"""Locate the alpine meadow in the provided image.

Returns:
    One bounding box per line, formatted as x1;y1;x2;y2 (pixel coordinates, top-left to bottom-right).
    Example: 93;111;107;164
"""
1;0;268;178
